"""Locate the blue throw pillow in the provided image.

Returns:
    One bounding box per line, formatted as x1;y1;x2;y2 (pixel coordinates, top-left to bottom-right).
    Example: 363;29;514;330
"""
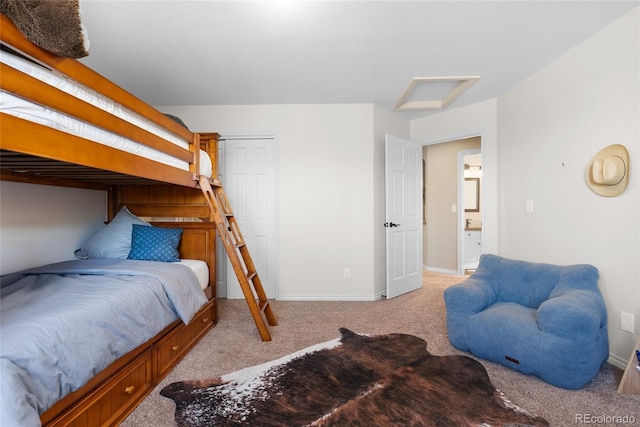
75;206;150;259
127;225;183;262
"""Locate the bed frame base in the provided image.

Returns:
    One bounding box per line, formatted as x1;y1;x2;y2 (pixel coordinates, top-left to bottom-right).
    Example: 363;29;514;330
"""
40;220;217;426
42;299;216;426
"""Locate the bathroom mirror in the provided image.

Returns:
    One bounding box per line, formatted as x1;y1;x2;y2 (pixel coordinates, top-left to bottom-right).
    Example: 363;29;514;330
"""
464;178;480;212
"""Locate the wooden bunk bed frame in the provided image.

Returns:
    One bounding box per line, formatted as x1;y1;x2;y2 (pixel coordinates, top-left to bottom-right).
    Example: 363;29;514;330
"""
0;13;203;190
1;13;221;426
1;11;277;423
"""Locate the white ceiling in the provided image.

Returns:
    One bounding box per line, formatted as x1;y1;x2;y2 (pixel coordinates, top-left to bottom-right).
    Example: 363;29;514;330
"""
78;1;638;117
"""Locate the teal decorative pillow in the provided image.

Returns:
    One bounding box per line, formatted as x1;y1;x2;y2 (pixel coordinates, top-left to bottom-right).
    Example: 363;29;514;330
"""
127;225;183;262
75;206;150;259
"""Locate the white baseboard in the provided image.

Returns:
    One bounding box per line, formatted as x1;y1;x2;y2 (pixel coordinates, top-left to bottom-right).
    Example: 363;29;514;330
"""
276;294;383;302
608;352;628;370
424;265;459;275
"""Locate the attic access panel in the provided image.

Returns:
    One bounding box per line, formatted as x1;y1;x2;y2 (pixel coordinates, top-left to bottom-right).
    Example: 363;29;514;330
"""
394;76;480;111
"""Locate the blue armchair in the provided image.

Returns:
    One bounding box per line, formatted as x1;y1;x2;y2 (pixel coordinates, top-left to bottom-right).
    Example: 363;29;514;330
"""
444;254;609;389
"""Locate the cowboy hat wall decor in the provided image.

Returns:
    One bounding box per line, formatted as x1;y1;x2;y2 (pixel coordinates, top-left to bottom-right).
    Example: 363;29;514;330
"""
586;144;630;197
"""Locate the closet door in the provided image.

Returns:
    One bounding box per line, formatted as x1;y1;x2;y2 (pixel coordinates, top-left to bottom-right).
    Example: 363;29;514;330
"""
223;136;277;299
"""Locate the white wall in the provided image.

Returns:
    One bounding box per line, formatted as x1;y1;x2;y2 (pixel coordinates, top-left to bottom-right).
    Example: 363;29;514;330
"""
0;181;106;275
497;8;639;365
0;103;410;299
159;104;410;299
4;7;634;362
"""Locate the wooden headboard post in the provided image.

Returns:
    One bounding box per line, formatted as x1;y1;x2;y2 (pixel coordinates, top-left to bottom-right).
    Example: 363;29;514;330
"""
198;132;220;180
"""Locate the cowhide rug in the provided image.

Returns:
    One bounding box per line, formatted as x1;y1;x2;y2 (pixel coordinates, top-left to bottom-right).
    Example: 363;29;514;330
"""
161;328;549;426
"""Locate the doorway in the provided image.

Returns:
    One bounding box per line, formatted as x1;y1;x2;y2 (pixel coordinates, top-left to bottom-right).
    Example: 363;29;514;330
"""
459;149;483;273
422;136;482;274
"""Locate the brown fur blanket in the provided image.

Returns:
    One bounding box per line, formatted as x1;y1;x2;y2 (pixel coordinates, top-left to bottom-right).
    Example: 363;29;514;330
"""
1;0;88;58
161;328;549;426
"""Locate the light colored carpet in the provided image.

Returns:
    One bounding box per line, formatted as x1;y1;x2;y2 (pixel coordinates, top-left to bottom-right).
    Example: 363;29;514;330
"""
122;271;640;426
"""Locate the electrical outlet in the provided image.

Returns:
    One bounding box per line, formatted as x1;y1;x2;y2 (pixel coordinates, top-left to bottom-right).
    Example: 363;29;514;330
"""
343;268;351;279
621;311;635;333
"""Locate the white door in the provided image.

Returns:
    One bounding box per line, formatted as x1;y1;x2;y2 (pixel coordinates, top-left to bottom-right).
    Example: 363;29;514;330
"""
385;134;423;299
223;137;277;299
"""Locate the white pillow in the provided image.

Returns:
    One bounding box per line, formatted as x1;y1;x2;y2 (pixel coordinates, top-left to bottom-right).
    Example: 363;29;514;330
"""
75;206;150;259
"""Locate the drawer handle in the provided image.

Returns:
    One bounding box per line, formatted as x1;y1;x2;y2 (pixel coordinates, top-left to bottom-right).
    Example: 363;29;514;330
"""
124;385;135;395
171;345;180;352
202;317;209;323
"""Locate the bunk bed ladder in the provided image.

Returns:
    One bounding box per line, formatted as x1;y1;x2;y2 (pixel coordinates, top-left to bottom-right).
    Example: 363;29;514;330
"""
199;176;277;341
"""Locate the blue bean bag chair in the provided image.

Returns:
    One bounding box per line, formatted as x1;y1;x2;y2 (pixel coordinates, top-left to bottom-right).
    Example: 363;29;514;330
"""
444;254;609;389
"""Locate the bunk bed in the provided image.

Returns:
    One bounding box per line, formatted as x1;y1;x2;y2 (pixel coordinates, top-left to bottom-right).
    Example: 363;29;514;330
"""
0;5;220;426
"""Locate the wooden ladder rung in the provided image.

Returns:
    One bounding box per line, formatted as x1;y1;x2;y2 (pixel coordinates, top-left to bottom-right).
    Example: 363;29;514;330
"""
247;271;257;281
259;300;270;312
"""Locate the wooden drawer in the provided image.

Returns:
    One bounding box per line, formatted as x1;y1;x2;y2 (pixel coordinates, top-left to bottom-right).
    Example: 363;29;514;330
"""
183;300;215;349
47;349;153;427
155;300;215;381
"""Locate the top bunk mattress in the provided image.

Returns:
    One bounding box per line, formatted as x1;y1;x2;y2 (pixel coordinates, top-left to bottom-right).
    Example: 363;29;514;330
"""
0;48;212;177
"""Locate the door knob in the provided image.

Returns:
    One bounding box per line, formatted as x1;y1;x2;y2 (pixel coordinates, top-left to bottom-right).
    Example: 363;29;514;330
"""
384;222;400;228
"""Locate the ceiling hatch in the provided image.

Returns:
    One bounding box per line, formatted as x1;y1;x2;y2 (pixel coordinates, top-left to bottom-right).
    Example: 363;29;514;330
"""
394;76;480;111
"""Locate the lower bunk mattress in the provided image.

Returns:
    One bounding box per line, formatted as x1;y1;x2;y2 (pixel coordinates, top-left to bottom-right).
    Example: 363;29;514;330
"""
0;259;209;426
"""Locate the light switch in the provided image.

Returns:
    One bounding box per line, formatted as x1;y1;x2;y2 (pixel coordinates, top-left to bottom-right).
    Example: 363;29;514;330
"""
526;199;534;212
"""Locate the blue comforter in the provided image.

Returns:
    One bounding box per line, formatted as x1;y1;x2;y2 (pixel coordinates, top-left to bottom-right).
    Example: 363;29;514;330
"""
0;259;208;427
